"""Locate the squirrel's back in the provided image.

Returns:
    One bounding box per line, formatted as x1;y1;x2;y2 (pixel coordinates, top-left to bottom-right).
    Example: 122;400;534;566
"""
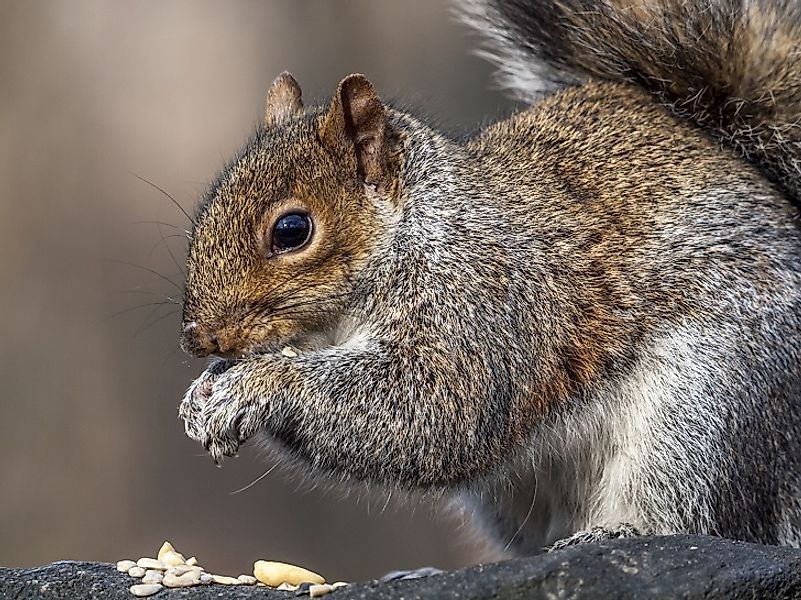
461;0;801;204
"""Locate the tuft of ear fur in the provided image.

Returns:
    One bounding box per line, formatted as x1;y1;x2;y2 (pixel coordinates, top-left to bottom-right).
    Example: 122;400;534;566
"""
460;0;801;205
265;71;303;126
321;74;390;189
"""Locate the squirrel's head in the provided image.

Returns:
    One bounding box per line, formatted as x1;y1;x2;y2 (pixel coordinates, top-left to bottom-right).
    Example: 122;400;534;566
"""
181;72;402;358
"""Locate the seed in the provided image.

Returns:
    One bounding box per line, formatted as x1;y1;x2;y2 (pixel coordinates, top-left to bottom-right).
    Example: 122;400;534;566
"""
211;574;241;585
129;583;163;597
166;565;201;576
277;582;299;591
332;582;349;588
281;346;298;358
200;574;214;584
309;584;334;597
254;561;325;586
160;550;186;567
141;571;163;585
116;560;137;573
128;567;146;578
157;542;175;562
237;574;257;585
137;558;167;570
163;571;200;588
185;557;199;567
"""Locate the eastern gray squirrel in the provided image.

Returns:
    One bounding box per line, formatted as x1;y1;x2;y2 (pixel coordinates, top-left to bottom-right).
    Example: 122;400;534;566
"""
179;0;801;554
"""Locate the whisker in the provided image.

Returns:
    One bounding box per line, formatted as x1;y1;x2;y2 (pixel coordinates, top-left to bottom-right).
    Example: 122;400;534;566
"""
250;262;324;304
268;292;351;315
133;220;190;236
108;301;180;319
153;223;186;277
147;233;187;260
112;289;181;303
105;259;184;292
503;473;538;552
230;463;279;495
132;308;180;340
129;171;195;225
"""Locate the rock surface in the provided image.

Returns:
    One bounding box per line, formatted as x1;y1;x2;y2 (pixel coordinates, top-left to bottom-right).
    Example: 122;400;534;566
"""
3;535;801;599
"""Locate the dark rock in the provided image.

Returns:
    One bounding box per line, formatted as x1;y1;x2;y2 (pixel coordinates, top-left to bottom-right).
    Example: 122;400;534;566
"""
3;535;801;599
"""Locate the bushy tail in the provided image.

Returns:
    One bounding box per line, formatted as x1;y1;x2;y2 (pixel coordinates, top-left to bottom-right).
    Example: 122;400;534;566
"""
460;0;801;202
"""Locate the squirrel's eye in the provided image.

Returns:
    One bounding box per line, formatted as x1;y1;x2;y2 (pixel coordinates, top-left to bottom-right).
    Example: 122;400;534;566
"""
271;212;313;255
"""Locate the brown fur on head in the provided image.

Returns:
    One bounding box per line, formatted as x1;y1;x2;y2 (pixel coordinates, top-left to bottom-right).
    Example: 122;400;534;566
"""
180;73;400;358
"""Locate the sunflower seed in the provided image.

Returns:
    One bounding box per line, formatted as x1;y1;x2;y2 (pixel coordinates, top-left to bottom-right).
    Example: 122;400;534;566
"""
211;574;241;585
116;560;136;573
136;558;167;571
141;571;163;585
254;560;325;586
129;583;163;597
163;570;200;588
309;584;334;597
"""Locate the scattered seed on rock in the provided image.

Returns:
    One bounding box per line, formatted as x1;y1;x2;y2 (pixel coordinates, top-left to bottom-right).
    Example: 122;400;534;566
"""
128;567;146;578
117;560;137;573
199;573;214;584
129;583;163;597
137;558;167;571
331;582;349;588
166;565;201;577
237;574;257;585
185;557;199;567
254;561;325;586
157;542;175;562
281;346;298;358
160;551;186;567
277;582;299;591
141;571;163;585
309;584;334;598
211;574;241;585
163;571;200;588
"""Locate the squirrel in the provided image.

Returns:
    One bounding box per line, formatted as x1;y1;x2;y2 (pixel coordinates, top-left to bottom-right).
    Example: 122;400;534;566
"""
178;0;801;555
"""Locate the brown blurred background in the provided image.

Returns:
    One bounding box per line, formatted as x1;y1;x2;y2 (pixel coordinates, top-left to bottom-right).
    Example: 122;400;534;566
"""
0;0;518;581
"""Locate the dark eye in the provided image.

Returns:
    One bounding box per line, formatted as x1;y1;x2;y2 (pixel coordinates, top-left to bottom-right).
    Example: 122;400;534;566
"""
271;212;313;254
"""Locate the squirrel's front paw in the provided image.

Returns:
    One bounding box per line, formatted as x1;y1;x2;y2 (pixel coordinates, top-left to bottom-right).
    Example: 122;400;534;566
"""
179;360;237;445
191;367;267;463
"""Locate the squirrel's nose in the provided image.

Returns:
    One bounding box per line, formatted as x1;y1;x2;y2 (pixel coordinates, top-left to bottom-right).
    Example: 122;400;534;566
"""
180;321;232;358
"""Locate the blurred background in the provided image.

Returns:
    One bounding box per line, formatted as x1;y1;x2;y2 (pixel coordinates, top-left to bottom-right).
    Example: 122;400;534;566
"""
0;0;518;581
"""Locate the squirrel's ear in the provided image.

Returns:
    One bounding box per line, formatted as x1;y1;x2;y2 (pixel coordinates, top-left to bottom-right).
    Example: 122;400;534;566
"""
321;74;389;189
265;72;303;126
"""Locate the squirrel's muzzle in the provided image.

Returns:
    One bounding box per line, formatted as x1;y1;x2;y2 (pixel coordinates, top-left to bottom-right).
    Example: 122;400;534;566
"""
180;321;238;358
